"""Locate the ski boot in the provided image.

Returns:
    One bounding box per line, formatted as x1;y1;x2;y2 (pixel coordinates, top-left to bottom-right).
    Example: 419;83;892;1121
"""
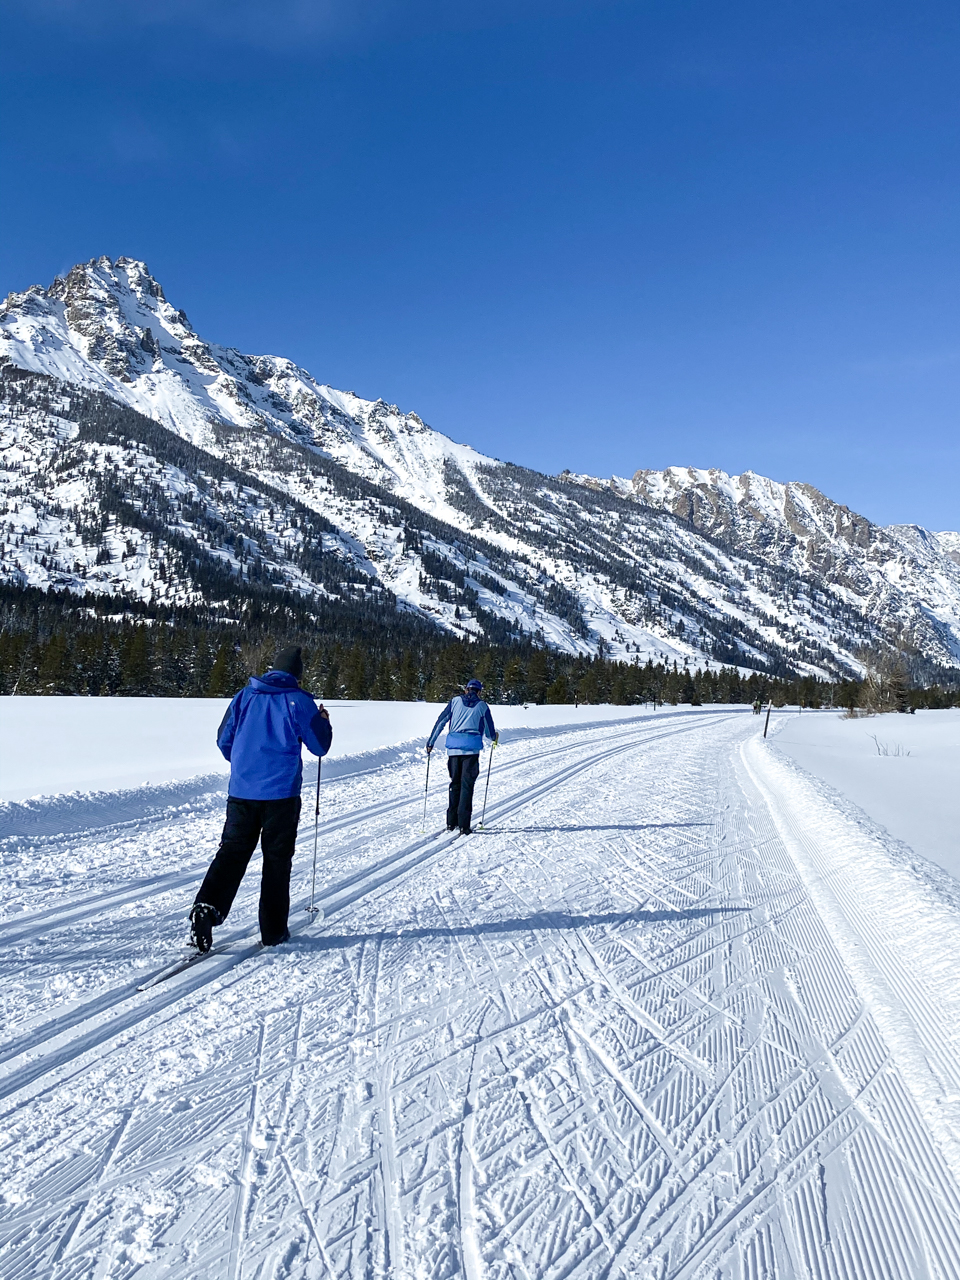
189;902;220;953
261;928;291;948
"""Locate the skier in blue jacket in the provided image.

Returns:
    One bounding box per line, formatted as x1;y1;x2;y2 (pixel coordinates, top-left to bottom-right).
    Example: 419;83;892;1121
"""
189;646;332;952
427;678;498;834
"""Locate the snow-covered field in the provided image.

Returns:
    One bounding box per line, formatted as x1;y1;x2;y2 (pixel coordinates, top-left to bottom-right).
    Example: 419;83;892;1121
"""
2;701;960;1278
771;708;960;880
0;698;679;802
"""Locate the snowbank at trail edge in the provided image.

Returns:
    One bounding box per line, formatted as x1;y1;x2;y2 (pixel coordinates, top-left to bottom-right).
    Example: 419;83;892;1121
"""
770;708;960;881
0;696;731;802
743;728;960;1183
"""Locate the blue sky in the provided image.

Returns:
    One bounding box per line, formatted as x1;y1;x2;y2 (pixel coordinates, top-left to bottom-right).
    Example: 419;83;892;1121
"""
2;0;959;528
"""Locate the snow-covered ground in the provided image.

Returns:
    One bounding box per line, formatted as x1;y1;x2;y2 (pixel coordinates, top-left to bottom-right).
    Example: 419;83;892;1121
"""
0;697;684;802
3;702;960;1278
771;708;960;881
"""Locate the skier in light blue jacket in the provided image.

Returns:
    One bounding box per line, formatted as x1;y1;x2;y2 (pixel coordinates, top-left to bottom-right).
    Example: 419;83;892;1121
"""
427;679;498;834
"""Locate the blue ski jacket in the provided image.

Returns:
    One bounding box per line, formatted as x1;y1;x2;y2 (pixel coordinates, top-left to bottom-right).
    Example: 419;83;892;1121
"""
217;670;332;800
428;693;497;756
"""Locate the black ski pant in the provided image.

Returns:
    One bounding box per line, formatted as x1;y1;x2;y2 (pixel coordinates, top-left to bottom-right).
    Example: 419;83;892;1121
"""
194;796;301;944
447;754;480;832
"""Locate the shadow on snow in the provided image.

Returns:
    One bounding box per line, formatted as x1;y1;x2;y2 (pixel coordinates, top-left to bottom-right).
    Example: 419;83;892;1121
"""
298;904;750;950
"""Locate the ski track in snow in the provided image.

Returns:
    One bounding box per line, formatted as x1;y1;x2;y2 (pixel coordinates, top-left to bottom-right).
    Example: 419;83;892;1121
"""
2;711;960;1278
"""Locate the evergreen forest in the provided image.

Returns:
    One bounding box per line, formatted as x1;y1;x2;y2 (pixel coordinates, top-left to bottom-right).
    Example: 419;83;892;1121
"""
2;581;957;711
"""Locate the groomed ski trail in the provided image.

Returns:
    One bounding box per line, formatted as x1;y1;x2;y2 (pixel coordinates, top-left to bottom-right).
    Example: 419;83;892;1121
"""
1;710;959;1278
0;716;712;1107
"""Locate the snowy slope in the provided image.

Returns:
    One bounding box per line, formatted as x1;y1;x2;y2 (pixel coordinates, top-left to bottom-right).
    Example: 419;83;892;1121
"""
3;258;960;677
938;529;960;567
0;371;601;656
0;256;495;518
0;364;832;674
580;465;960;670
3;709;960;1277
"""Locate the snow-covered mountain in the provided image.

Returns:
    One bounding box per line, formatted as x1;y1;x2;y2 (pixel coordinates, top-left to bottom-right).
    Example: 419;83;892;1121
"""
0;256;492;521
2;256;959;680
578;466;960;671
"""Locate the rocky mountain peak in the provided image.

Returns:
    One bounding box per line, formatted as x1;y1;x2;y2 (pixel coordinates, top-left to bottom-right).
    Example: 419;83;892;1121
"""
626;465;879;553
47;255;191;337
2;257;959;678
0;257;501;512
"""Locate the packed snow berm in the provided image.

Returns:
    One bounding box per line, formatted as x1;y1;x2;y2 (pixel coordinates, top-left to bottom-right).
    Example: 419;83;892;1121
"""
2;700;960;1278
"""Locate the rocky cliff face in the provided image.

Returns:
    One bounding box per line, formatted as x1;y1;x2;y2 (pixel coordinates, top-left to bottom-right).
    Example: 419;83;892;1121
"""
628;467;886;564
2;258;959;680
575;465;960;671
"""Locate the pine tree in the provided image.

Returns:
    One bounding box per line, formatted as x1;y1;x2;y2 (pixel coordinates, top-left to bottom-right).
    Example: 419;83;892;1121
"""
545;673;570;704
208;642;246;697
372;657;396;700
120;627;153;695
395;651;419;701
343;646;368;699
526;650;552;704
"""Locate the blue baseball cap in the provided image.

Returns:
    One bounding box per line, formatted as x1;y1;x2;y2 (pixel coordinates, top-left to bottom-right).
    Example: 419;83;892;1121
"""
466;678;483;690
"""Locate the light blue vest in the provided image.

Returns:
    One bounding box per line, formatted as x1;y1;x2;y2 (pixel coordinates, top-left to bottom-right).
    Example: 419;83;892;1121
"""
429;695;497;755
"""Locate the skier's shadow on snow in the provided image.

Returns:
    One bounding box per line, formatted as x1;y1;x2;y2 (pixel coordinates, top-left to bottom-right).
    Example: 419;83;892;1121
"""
300;905;750;950
476;822;712;834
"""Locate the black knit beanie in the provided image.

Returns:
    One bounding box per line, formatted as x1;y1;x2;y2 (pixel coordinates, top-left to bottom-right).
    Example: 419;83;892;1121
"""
273;646;304;679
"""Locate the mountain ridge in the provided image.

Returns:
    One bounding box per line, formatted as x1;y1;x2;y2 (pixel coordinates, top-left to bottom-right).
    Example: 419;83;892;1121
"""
2;256;959;681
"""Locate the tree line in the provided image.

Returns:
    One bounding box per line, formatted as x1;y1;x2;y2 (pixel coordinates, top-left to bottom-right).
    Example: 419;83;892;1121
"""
3;582;958;709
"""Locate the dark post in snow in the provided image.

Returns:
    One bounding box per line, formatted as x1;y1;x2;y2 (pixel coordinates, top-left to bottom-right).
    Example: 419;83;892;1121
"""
763;704;772;738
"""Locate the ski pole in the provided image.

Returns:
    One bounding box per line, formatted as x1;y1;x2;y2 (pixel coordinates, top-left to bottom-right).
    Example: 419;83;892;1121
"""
307;757;322;915
478;740;496;829
421;750;432;831
763;703;772;739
